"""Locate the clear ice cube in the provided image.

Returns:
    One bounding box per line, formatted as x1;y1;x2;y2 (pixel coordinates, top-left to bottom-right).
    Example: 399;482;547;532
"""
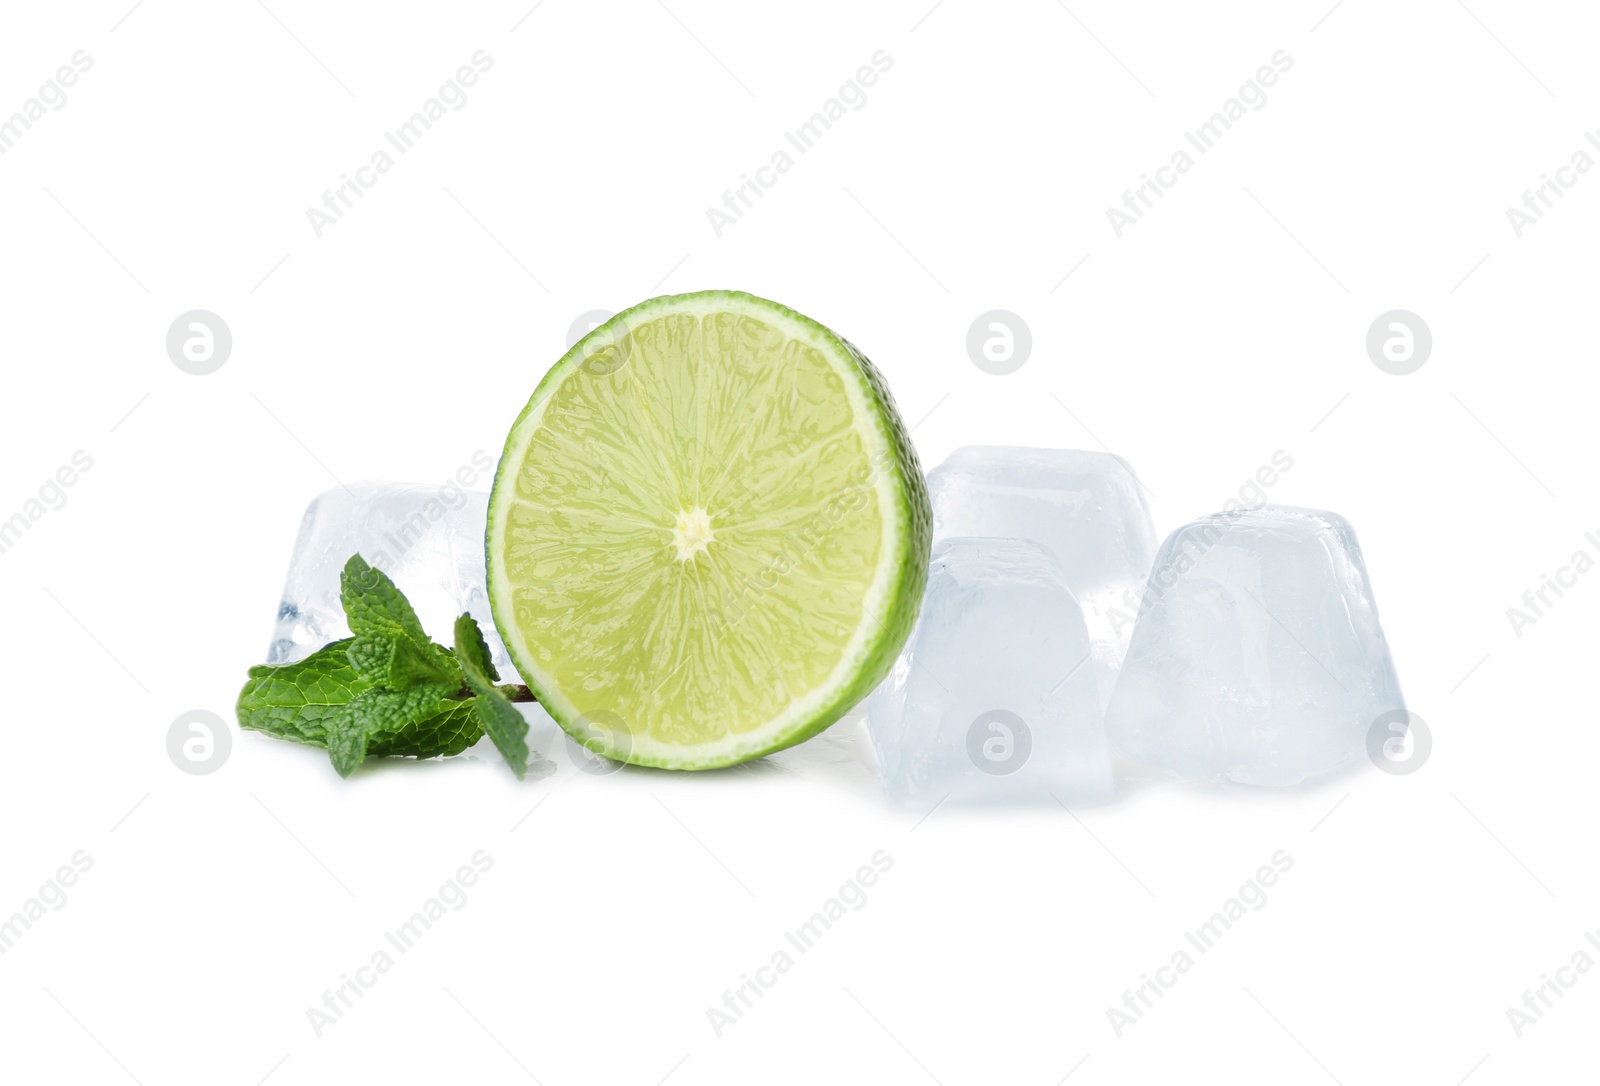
867;537;1114;805
926;446;1158;707
266;483;514;679
1105;505;1405;786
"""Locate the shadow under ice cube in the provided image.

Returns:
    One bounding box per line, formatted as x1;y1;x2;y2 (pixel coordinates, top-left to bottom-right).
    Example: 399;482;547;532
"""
867;537;1114;805
1106;505;1405;786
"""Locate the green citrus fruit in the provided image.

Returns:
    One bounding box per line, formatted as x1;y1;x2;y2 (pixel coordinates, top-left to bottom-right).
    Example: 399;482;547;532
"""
487;291;930;769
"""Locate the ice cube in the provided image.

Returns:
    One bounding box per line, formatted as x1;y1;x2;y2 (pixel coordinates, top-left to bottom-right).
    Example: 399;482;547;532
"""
867;537;1114;805
1105;505;1404;786
267;483;514;679
926;446;1158;706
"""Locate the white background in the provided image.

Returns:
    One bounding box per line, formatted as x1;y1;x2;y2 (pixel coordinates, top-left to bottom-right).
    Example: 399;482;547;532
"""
0;1;1594;1082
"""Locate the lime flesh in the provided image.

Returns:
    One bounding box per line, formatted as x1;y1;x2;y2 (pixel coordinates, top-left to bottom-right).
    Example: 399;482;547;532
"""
486;291;930;769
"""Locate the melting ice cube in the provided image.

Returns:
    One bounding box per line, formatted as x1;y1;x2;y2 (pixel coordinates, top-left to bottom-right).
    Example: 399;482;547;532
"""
867;537;1113;805
1105;505;1405;786
926;446;1157;707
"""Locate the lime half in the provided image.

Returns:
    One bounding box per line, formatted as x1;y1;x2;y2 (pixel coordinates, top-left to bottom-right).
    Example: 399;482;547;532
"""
487;291;930;769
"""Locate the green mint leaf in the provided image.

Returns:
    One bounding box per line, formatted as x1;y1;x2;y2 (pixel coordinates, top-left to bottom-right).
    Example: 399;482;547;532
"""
340;555;461;689
468;693;531;780
344;635;395;684
368;698;483;761
348;632;459;690
330;682;472;777
236;639;373;746
454;612;502;684
455;614;530;779
324;705;369;778
340;554;430;644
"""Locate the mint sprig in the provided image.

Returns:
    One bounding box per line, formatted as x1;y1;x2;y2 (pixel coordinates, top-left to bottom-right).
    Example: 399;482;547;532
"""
237;554;535;778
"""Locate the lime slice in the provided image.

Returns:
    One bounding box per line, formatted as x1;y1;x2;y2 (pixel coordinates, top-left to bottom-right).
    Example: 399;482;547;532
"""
486;291;930;769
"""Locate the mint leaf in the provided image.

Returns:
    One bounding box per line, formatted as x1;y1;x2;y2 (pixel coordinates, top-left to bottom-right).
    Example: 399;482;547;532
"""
340;554;429;643
237;640;373;745
324;705;369;778
348;632;459;690
326;682;466;777
344;635;394;684
455;614;530;779
368;699;483;761
352;681;463;741
455;613;501;684
470;694;532;780
341;555;461;690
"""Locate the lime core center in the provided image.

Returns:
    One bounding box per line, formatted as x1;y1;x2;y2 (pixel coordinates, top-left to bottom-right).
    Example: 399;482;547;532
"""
673;507;716;561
